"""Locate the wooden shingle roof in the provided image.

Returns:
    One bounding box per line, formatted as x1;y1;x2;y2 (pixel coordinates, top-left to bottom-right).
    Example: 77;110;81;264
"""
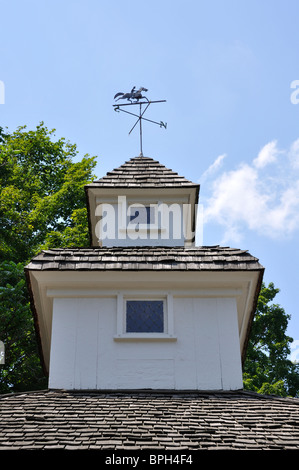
0;389;298;450
87;155;199;188
25;246;264;272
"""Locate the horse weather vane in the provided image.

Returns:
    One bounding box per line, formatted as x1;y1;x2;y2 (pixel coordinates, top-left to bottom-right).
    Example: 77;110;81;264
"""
113;86;167;156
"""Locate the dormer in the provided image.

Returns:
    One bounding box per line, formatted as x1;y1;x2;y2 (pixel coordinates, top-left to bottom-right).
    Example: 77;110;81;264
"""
85;155;200;247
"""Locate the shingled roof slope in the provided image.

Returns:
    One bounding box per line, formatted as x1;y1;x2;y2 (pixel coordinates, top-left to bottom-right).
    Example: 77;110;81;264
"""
86;155;199;188
0;389;298;450
25;246;264;272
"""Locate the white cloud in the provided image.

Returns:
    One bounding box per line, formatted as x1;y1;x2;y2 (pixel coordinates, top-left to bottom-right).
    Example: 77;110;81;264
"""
253;140;279;168
200;154;226;181
288;138;299;169
201;140;299;243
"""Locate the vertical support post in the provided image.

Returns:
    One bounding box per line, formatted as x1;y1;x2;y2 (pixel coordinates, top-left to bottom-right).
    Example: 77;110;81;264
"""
139;103;143;156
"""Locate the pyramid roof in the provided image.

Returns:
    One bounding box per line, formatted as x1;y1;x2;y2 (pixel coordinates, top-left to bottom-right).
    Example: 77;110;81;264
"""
87;155;199;189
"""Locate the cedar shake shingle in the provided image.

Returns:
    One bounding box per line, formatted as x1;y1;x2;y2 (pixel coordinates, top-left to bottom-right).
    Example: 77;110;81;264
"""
86;155;199;188
25;246;263;272
0;390;298;450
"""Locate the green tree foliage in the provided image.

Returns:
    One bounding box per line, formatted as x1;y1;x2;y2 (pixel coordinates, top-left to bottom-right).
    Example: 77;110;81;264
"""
0;262;46;392
0;123;96;263
243;282;299;397
0;123;96;393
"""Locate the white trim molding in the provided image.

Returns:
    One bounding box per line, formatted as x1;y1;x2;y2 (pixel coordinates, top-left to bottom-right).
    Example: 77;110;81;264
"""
114;292;177;341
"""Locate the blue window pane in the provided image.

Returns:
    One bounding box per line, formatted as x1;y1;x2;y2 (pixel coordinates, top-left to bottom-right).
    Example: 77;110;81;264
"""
126;300;164;333
129;206;154;225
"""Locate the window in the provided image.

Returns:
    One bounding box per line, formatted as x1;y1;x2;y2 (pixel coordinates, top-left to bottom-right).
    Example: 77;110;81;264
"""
129;206;155;225
126;300;164;333
128;204;157;228
114;293;176;341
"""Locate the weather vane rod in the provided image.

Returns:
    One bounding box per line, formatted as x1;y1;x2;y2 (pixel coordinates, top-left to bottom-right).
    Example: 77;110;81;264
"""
113;87;166;156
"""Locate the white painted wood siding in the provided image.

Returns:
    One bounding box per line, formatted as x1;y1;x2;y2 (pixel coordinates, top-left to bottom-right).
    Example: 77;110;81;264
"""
96;200;186;247
49;295;243;391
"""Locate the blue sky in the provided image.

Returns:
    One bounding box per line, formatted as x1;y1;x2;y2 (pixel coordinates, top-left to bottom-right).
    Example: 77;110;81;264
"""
1;0;299;359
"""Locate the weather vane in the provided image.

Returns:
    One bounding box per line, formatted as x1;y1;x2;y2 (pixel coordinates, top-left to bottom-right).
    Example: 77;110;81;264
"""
113;86;166;156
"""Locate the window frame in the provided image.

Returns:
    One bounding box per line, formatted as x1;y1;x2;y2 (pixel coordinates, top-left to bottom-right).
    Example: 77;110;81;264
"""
128;204;157;228
114;292;176;341
126;202;159;233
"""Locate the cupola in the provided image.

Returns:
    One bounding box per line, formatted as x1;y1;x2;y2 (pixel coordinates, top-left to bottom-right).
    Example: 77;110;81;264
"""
85;155;200;247
25;153;264;391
